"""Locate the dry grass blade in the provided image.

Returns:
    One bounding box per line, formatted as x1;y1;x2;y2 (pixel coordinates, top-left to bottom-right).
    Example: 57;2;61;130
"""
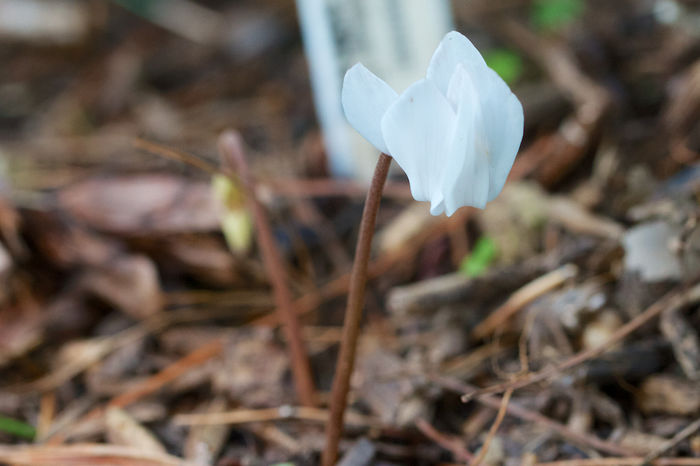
108;340;224;409
173;406;381;428
416;418;474;462
21;332;144;393
471;264;578;339
0;444;194;466
15;306;245;395
470;388;513;465
133;138;219;176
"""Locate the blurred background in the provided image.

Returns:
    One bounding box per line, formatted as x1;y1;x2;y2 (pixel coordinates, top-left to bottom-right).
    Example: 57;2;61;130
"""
0;0;699;465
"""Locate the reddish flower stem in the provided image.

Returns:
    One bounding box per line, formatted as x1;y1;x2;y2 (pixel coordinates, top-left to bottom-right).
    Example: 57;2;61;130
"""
321;153;392;466
218;131;317;407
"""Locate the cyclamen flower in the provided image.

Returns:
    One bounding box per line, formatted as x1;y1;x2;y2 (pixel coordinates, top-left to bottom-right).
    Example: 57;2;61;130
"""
342;31;524;216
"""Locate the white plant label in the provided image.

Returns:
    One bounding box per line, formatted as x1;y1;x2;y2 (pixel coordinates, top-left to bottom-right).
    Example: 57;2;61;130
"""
296;0;453;181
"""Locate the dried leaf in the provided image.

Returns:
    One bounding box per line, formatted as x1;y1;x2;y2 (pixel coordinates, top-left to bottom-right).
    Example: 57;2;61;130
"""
638;375;700;415
184;397;230;465
59;175;222;234
212;329;289;406
0;302;43;367
82;255;163;319
105;406;167;455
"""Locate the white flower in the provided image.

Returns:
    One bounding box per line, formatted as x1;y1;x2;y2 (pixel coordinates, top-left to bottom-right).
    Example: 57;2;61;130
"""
342;31;524;216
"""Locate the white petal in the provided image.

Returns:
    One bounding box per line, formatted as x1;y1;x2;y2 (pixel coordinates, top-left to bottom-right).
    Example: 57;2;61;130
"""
380;79;457;204
341;63;398;154
430;199;446;216
426;31;487;97
476;68;524;201
441;65;490;215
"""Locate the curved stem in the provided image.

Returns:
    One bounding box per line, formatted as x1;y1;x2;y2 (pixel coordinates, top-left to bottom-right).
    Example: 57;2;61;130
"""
322;153;392;466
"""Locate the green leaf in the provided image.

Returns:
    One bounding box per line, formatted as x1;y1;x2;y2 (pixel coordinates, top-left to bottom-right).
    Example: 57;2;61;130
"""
0;415;36;440
484;49;523;85
459;237;498;278
531;0;584;32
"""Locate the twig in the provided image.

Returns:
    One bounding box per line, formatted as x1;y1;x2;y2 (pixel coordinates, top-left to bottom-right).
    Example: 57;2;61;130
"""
108;339;224;409
640;417;700;465
494;19;611;187
659;305;700;380
470;388;513;465
471;264;578;339
37;397;96;444
535;460;700;466
14;306;257;395
433;375;637;457
321;153;392;466
133;138;219;176
218;130;317;408
498;20;608;112
463;283;700;401
415;418;474;462
46;339;224;444
250;424;303;454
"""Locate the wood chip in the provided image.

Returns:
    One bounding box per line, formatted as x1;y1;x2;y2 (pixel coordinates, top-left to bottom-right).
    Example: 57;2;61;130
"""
638;375;700;416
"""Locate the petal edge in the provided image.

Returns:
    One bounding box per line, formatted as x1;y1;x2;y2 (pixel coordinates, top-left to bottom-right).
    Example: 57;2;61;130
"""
426;31;488;97
341;63;398;154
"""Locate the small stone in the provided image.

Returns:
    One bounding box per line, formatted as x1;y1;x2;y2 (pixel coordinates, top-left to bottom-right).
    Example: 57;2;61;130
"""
622;221;682;282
